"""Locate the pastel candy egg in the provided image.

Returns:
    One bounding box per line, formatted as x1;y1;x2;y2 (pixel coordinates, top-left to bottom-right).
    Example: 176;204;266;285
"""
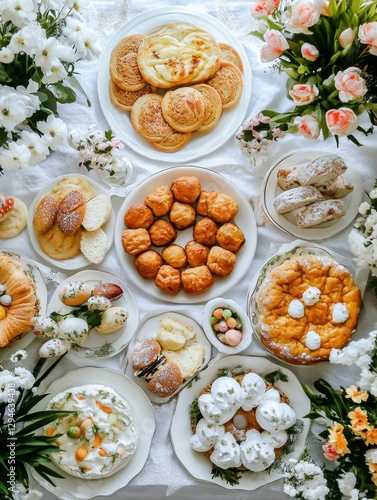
87;295;112;311
59;281;91;306
31;315;59;339
94;306;128;334
224;329;242;346
58;317;89;344
39;338;71;358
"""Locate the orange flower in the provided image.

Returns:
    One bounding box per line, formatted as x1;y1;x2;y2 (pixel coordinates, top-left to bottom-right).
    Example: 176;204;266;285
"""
328;423;350;455
345;385;369;403
366;462;377;486
366;427;377;446
348;407;370;431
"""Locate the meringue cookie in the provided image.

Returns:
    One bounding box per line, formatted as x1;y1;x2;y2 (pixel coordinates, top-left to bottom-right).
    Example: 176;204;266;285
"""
332;303;349;323
302;286;321;306
255;401;297;432
239;429;276;472
241;372;266;411
190;419;225;452
211;377;245;410
198;393;234;425
210;432;242;469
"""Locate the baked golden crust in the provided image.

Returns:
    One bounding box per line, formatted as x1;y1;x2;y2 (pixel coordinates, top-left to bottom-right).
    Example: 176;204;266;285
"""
131;94;174;143
33;195;58;235
162;244;187;269
193;217;218;246
191;84;222;132
56;190;86;235
185;240;209;268
122;228;151;255
109;78;156;112
256;254;362;365
207;193;238;223
149;220;177;247
49;177;95;203
37;224;82;260
181;265;214;294
218;42;244;72
109;34;147;90
146;361;183;396
171;176;201;204
155;264;181;295
150;129;191;153
216;222;245;252
169;202;196;230
137;22;221;88
195;190;218;217
206;61;243;110
124;203;154;229
207;246;236;277
0;252;39;348
134;250;163;279
144;185;174;217
161;87;205;133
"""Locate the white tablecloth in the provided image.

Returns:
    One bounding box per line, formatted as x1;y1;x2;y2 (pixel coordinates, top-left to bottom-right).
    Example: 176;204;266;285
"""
1;1;377;498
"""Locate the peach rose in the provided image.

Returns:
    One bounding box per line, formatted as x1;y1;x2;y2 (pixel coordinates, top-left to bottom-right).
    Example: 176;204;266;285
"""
260;29;289;62
313;0;330;15
294;115;320;139
284;0;320;34
359;22;377;55
335;67;367;102
322;443;340;461
301;42;319;61
339;27;355;48
250;0;280;18
326;107;358;136
289;83;319;105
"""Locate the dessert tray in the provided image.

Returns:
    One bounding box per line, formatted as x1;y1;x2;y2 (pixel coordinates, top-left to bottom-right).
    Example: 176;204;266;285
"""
114;165;257;304
261;149;363;240
27;174;115;271
47;270;139;359
124;309;212;404
32;367;156;500
97;7;252;163
171;355;310;490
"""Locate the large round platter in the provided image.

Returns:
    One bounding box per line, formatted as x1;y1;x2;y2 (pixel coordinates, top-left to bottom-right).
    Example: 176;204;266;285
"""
261;149;363;240
114;166;257;304
31;367;156;500
97;7;252;163
27;174;115;271
125;309;212;404
0;250;47;355
47;270;139;359
170;355;310;490
246;243;359;367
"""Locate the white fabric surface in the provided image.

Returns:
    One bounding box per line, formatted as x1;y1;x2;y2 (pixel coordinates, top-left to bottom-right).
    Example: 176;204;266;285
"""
1;0;377;498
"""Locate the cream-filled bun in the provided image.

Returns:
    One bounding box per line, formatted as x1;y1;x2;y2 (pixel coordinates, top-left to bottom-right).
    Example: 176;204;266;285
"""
59;281;91;306
94;306;128;334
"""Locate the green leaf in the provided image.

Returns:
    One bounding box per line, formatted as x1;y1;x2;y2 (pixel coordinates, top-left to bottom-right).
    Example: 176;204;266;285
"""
52;82;77;104
15;411;73;436
66;74;91;106
347;134;364;146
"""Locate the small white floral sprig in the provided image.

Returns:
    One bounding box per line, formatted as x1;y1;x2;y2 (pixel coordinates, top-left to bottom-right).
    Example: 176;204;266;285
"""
348;179;377;295
0;349;35;404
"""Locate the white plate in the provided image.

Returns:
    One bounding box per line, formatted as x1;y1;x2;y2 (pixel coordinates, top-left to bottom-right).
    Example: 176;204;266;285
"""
114;166;257;304
97;7;252;163
125;309;212;404
261;149;363;240
27;174;115;271
171;355;310;490
47;270;139;359
246;242;360;366
31;367;156;500
0;250;47;355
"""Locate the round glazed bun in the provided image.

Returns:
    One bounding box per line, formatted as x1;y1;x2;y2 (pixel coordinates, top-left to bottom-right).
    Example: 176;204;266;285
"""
146;361;183;397
59;281;91;306
130;338;161;371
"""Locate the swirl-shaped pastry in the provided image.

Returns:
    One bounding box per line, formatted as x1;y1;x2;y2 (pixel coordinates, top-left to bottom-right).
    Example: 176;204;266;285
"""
161;87;205;133
110;34;147;90
206;61;243;110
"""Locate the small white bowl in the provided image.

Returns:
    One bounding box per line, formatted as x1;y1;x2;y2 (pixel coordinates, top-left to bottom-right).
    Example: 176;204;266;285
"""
202;297;252;354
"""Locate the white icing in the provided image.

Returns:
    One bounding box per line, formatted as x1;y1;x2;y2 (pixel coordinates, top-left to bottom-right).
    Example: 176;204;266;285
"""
287;299;305;318
261;429;288;448
302;286;321;305
264;388;281;403
210;432;242;469
332;303;349;323
241;372;266;411
198;377;245;424
239;429;276;472
190;419;225;452
305;330;321;350
255;401;297;432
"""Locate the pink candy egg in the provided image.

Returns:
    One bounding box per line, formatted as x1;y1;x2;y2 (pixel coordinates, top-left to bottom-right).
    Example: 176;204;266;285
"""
224;329;242;346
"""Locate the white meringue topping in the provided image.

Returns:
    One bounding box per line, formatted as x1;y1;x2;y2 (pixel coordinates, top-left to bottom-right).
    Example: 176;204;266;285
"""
210;432;242;469
255;400;297;432
190;419;225;452
302;286;321;305
332;303;349;323
287;299;305;318
239;429;276;472
241;372;266;411
305;330;321;350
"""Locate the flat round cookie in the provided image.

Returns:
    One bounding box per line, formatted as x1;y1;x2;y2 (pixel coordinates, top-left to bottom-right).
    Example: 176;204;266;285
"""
206;61;243;110
37;223;82;260
131;94;174;143
152;129;191;153
161;87;205;132
191;84;222;132
0;198;28;239
110;34;147;90
49;176;96;203
218;42;244;72
109;78;156;112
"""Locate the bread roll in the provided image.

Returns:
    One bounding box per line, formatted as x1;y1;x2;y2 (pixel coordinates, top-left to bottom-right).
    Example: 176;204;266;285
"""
146;361;183;397
33;195;58;235
56;190;86;234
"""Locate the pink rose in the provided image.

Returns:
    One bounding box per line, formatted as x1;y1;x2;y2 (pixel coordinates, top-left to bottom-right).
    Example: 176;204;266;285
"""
301;42;319;61
322;443;340;461
313;0;330;16
326;107;358;136
339;28;355;48
284;0;320;34
294;115;320;139
260;29;289;62
250;0;280;18
289;84;319;105
358;22;377;55
335;67;367;102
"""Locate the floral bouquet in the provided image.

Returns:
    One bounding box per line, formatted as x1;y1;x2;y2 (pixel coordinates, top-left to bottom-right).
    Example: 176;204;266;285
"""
0;0;99;174
349;179;377;297
284;328;377;499
237;0;377;158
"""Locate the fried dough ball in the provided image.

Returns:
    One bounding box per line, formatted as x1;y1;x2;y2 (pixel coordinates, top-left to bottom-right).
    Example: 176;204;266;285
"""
181;265;214;295
193;217;218;246
122;228;151;255
196;190;218;217
155;265;181;295
169;201;196;230
134;249;163;279
185;240;210;267
162;244;187;268
144;185;174;216
171;176;201;204
216;222;245;252
207;193;239;223
207;246;236;277
149;219;177;247
124;203;154;229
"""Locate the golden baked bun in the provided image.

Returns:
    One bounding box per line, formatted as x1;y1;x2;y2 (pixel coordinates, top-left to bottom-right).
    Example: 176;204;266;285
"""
0;198;28;239
191;84;222;132
134;250;163;279
162;244;187;269
137;22;221;88
49;176;95;203
144;185;174;217
56;190;86;235
37;224;82;260
207;246;236;277
181;265;214;294
161;87;205;132
124;203;154;229
131;94;174;143
122;228;151;255
218;42;244;72
185;240;209;268
146;361;183;397
216;222;245;252
256;254;362;365
109;78;156;112
109;34;147;90
33;195;59;235
130;338;161;371
169;202;196;230
195;190;218;217
0;251;39;348
207;193;238;223
193;217;218;246
171;176;201;204
155;265;181;295
206;61;243;110
149;220;177;247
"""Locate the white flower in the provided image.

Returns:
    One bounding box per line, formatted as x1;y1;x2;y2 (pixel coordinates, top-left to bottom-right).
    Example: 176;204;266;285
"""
41;62;68;84
37;115;67;150
0;87;31;131
365;448;377;463
17;131;49;166
0;47;15;64
73;27;100;60
359;201;370;215
337;471;357;496
13;366;35;389
0;141;31;170
9;23;42;55
34;36;74;70
0;0;37;28
9;350;28;363
12;482;42;500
